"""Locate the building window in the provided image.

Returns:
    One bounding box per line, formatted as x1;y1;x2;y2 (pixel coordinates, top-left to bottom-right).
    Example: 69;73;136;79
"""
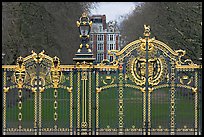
97;34;104;41
91;18;102;23
97;43;103;51
109;35;114;41
97;53;104;62
109;44;114;50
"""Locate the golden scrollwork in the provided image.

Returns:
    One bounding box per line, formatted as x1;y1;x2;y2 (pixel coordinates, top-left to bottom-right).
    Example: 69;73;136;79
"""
175;49;202;69
14;56;26;89
31;50;38;63
107;50;119;66
2;24;202;135
126;55;167;88
38;50;46;63
3;87;9;93
51;56;62;89
101;76;115;85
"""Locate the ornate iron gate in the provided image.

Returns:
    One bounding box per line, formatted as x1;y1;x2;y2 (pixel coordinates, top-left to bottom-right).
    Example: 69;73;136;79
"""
2;26;202;135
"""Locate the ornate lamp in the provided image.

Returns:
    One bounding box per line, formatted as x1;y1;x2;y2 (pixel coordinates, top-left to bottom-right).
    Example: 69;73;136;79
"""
73;12;95;63
77;12;92;39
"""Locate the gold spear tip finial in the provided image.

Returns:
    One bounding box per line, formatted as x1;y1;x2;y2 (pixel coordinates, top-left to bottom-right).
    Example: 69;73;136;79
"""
144;24;151;37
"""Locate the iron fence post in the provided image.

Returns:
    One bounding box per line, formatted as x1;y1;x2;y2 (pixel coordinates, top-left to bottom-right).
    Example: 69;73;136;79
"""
36;61;40;135
145;34;149;135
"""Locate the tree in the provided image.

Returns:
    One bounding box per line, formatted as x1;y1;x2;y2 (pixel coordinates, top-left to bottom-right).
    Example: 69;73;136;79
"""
2;2;96;65
120;2;202;64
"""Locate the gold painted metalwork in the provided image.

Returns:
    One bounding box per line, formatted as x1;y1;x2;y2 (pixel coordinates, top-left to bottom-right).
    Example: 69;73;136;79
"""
3;87;9;92
76;12;92;28
144;24;151;37
51;56;62;89
170;59;175;135
3;71;7;135
2;24;202;135
152;128;169;132
39;88;42;135
69;71;73;135
67;87;73;93
81;71;88;129
143;92;146;135
14;56;26;89
177;84;197;92
96;71;99;135
118;69;124;135
96;87;101;93
77;72;80;130
179;75;193;85
88;72;92;129
124;84;142;91
53;88;58;129
39;87;45;93
148;92;151;135
153;84;169;90
194;71;198;135
34;88;37;135
148;87;154;93
102;76;115;85
107;50;119;66
18;89;23;129
126;49;167;88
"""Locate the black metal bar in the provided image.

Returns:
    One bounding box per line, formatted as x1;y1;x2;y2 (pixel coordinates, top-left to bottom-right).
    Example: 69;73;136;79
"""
71;71;74;135
199;68;202;135
36;61;40;135
145;36;149;135
94;68;97;135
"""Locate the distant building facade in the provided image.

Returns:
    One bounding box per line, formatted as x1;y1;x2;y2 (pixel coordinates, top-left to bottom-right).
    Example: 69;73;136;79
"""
89;15;121;63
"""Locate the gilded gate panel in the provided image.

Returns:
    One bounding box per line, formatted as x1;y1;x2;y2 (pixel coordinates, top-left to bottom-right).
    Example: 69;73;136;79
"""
2;25;202;135
97;69;119;135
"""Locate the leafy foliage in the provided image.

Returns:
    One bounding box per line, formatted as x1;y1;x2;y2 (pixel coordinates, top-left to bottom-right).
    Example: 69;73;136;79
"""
2;2;96;64
120;2;202;63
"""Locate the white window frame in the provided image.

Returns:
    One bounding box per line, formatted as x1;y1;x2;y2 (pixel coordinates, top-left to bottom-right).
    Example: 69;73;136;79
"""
109;43;114;50
97;53;104;62
97;43;104;51
97;34;104;41
109;34;114;41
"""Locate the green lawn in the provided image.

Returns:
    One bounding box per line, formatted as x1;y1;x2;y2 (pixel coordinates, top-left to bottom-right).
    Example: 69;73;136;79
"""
5;72;196;129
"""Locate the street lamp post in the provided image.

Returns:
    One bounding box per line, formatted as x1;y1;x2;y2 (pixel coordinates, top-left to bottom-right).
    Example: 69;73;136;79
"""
73;12;95;63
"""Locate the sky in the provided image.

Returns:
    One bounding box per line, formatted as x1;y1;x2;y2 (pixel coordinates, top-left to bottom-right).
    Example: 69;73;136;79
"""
90;2;142;23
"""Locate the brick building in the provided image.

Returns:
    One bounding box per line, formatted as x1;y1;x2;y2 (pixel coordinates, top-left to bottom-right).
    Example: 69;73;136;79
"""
89;15;121;63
